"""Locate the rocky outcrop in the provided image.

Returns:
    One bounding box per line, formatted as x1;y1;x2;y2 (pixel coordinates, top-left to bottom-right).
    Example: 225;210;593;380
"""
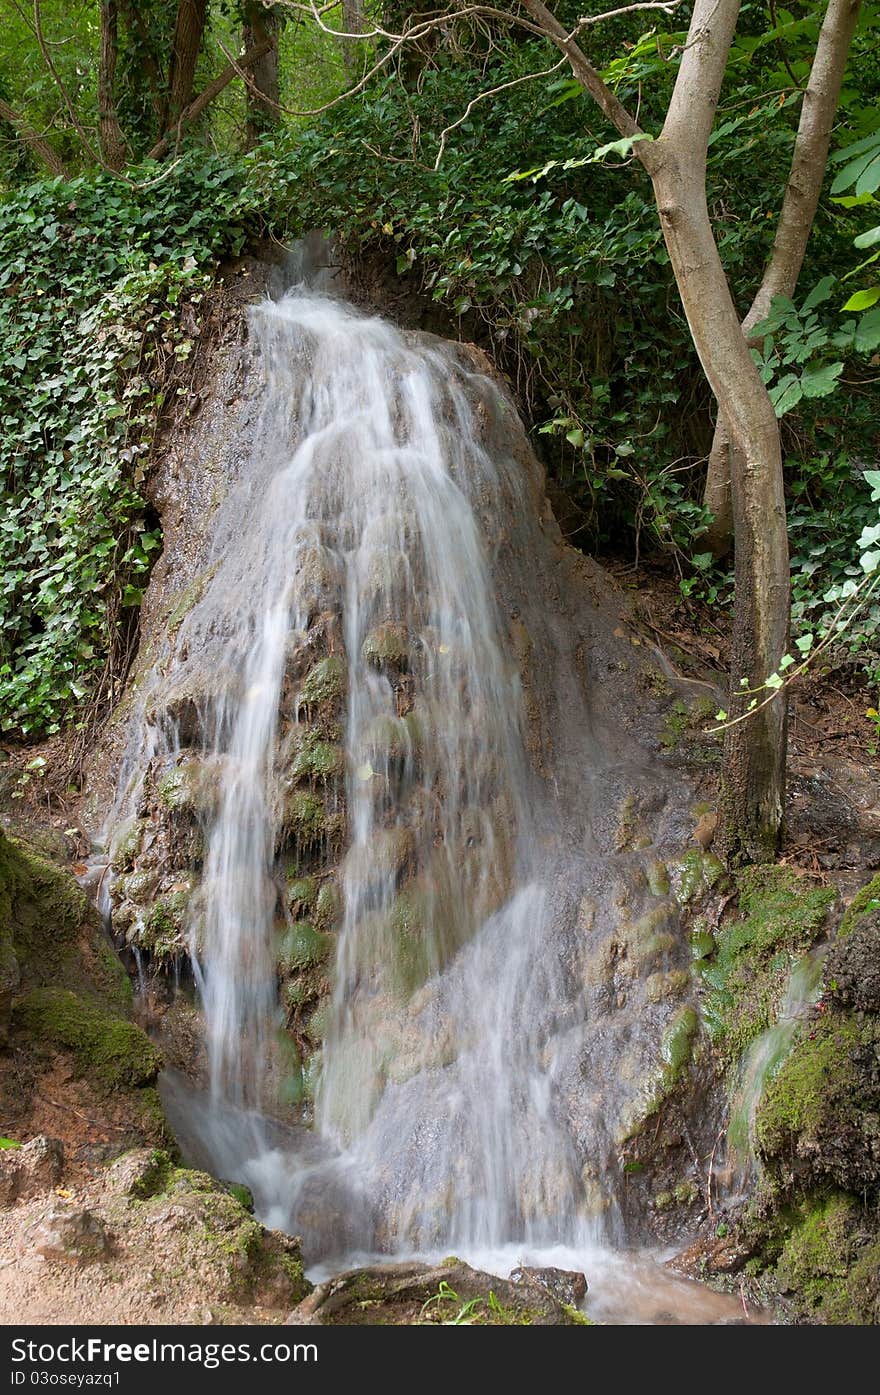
288;1259;589;1325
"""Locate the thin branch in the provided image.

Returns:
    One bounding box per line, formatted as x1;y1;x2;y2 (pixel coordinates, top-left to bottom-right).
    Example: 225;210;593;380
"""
519;0;646;141
434;52;569;168
146;36;274;160
0;95;68;175
32;0;106;169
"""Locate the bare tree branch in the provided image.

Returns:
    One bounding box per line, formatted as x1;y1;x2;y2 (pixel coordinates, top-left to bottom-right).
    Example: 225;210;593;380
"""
32;0;106;169
147;36;274;160
0;95;67;176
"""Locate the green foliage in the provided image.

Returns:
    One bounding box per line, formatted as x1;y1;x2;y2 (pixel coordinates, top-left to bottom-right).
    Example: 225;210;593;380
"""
700;867;835;1063
0;156;257;735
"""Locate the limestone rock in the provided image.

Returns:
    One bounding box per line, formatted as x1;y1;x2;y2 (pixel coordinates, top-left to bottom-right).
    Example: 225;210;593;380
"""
287;1259;586;1325
27;1207;112;1264
510;1265;587;1305
0;1135;64;1206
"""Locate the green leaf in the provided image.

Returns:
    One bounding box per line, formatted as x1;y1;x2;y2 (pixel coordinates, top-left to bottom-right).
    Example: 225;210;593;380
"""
765;673;784;690
779;654;795;670
769;374;803;416
799;361;843;398
854;225;880;251
842;286;880;312
854;307;880;353
801;275;836;312
122;586;143;607
795;634;814;654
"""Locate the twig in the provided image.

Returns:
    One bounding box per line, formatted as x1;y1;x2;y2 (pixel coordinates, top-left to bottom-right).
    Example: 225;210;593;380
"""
40;1092;133;1134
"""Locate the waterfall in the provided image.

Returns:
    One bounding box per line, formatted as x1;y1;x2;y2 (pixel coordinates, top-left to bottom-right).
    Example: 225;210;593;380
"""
105;265;700;1270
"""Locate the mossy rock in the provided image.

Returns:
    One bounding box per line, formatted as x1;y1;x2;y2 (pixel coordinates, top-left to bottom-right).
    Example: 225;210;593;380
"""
701;866;835;1064
109;818;147;873
285;875;318;917
12;987;163;1090
138;1165;310;1307
299;654;346;708
769;1192;880;1324
644;969;690;1004
119;869;159;906
755;1011;880;1192
838;872;880;939
141;888;191;959
661;1005;698;1079
314;881;342;932
673;848;727;906
278;921;332;973
362;623;410;672
0;830;130;1018
283;789;343;847
156;757;222;817
290;732;345;784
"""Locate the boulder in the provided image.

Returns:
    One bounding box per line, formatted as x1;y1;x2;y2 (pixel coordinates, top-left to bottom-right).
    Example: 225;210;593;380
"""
0;1136;64;1206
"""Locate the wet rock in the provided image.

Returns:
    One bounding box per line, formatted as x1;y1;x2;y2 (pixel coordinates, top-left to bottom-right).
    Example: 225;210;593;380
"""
669;1228;757;1279
510;1265;587;1305
826;911;880;1014
0;1135;64;1206
287;1259;586;1325
362;622;410;672
27;1208;112;1264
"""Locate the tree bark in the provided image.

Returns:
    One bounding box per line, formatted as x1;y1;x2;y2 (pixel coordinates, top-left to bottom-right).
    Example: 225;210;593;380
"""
702;0;863;557
147;36;274;161
0;97;67;176
340;0;366;81
523;0;790;862
243;2;281;146
98;1;128;171
163;0;209;134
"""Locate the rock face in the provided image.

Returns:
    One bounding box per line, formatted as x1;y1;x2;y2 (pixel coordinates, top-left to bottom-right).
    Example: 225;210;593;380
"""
0;827;169;1163
0;1136;63;1206
87;254;733;1252
288;1260;587;1325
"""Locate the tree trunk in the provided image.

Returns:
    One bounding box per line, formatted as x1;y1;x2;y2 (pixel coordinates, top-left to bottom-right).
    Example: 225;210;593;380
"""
523;0;790;862
98;1;128;171
340;0;366;80
0;97;67;176
243;2;281;146
163;0;208;136
147;36;274;161
702;0;863;557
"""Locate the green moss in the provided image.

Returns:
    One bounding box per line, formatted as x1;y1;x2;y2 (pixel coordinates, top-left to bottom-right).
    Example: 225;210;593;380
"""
12;987;162;1090
838;872;880;938
284;790;327;843
299;654;346;708
755;1014;869;1160
0;1137;22;1149
314;881;342;932
141;890;190;959
674;848;726;906
701;866;835;1063
166;572;210;636
362;623;410;670
761;1192;880;1323
661;699;690;750
278;921;332;972
661;1006;698;1078
286;875;317;916
291;731;345;784
646;860;670;897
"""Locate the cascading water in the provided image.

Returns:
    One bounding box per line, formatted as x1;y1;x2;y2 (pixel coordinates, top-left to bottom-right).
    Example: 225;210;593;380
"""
102;259;758;1319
